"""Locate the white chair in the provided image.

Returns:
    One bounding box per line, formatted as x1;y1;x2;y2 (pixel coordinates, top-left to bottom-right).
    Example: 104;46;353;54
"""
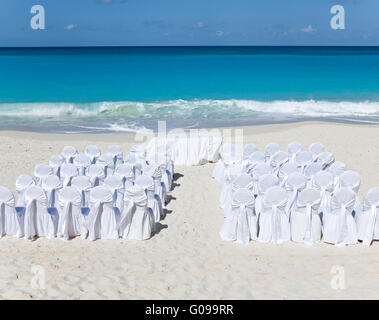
220;188;256;245
323;187;358;247
0;187;24;238
327;161;347;189
254;174;279;218
356;187;379;246
270;151;289;176
251;162;272;195
159;161;172;193
145;164;166;206
107;145;124;167
60;163;79;187
115;163;135;189
264;142;280;163
71;176;92;207
258;186;290;244
290;188;322;246
219;158;244;209
88;186;119;240
120;186;153;240
278;163;299;187
62;146;78;164
340;170;362;216
135;175;162;223
104;175;125;212
24;186;58;239
243;144;258;161
34;164;53;186
287;141;302;163
213;144;238;182
57;187;87;240
130;144;147;160
316;151;335;170
87;164;106;187
244;151;265;174
49;155;64;177
284;172;307;218
223;173;254;217
295;151;313;173
85;145;101;164
73;154;92;176
312;171;334;218
309;142;325;161
42;175;62;208
97;154;115;178
15;175;35;207
304;162;323;187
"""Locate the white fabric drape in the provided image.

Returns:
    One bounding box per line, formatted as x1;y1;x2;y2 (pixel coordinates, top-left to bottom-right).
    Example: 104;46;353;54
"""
295;151;313;173
220;188;256;245
323;188;358;247
97;154;116;178
278;163;299;187
0;187;24;238
312;171;334;220
244;151;265;175
258;186;290;244
34;164;53;186
135;175;161;223
60;163;79;187
87;164;106;187
115;163;135;188
106;145;124;167
304;162;323;188
327;161;347;189
42;175;62;208
264;142;280;163
15;174;35;207
290;188;322;246
85;145;101;164
71;176;92;207
62;146;78;164
316;151;335;170
251;162;272;196
87;186;119;240
24;186;58;239
49;155;64;177
284;172;307;219
270;151;289;176
104;175;125;212
57;187;87;240
287;141;302;164
309;142;325;161
145;164;166;208
73;154;92;176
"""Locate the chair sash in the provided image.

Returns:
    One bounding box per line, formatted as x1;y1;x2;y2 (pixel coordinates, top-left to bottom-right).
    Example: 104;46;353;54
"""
262;198;287;244
361;203;378;246
230;200;255;245
331;197;356;247
57;191;83;240
295;198;321;246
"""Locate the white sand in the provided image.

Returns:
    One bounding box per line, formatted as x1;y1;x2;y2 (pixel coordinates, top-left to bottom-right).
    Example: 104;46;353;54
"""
0;121;378;299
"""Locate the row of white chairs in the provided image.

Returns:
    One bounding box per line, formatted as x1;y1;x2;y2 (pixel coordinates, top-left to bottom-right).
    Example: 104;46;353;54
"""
214;142;379;247
0;144;175;241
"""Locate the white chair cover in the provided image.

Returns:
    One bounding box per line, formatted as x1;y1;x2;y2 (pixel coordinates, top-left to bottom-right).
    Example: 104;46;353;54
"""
49;155;64;177
290;188;321;246
97;154;115;177
145;164;166;206
340;170;362;216
284;172;307;218
120;186;153;240
60;163;79;187
258;186;290;244
73;154;92;176
15;174;35;207
270;151;289;176
327;161;347;189
34;164;53;186
220;188;256;245
57;187;87;240
115;163;135;189
264;142;280;163
106;145;124;167
219;159;244;208
251;162;272;195
356;187;379;246
42;175;62;208
278;163;299;187
287;141;302;163
85;145;101;164
159;161;172;193
309;142;325;161
88;186;119;240
0;187;23;238
130;144;146;160
304;162;323;187
24;186;58;239
254;174;279;218
71;176;92;207
87;164;106;187
312;171;334;216
243;144;258;160
316;151;335;169
135;175;161;223
62;146;78;164
220;143;237;159
245;151;265;174
199;131;223;163
323;187;358;247
104;175;125;211
295;151;313;173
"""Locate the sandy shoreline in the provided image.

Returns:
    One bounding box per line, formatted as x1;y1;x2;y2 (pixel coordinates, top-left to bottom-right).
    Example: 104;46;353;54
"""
0;121;378;299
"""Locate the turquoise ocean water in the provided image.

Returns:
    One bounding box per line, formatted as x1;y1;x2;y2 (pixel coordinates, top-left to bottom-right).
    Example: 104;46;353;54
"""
1;46;379;133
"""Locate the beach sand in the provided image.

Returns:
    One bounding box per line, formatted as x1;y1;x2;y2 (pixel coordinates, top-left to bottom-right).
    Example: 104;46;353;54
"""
0;121;378;299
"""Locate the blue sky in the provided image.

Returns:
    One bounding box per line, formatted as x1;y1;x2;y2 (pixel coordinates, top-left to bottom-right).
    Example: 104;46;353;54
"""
0;0;378;46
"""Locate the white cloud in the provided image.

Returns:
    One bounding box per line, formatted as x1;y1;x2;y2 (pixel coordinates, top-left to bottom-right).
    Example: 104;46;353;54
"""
64;24;77;30
301;25;316;33
196;21;204;28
